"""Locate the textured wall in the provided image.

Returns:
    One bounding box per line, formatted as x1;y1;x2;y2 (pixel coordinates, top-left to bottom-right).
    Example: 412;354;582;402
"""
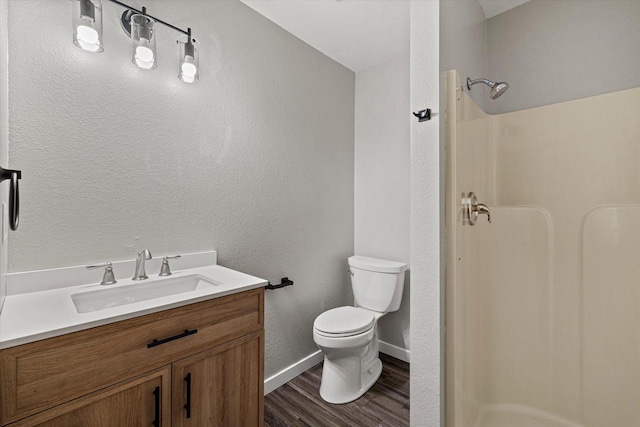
487;0;640;114
410;1;441;425
7;0;354;378
0;0;7;312
354;55;410;353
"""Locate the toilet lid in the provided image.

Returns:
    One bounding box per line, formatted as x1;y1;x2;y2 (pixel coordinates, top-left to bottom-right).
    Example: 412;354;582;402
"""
314;306;375;336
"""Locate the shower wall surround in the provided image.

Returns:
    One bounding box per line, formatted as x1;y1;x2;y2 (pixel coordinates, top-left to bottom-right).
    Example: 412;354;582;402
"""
6;0;355;381
446;70;640;426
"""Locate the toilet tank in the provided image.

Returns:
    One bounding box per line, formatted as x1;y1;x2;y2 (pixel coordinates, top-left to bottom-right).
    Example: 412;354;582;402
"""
348;256;408;313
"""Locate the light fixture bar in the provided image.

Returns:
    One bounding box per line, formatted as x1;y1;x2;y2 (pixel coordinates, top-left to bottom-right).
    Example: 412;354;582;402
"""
107;0;190;36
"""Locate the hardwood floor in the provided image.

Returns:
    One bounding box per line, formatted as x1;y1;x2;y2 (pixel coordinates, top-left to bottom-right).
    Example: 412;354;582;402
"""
264;353;409;427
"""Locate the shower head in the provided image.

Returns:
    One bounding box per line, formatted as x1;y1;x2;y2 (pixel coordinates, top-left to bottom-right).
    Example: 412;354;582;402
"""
466;77;510;99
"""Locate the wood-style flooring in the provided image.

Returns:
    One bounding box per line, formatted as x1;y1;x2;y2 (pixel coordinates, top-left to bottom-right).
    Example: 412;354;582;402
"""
264;353;409;427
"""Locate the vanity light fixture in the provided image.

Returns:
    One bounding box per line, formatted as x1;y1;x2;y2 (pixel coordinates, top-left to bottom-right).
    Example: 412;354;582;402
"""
130;10;157;70
71;0;199;83
178;29;199;84
71;0;104;53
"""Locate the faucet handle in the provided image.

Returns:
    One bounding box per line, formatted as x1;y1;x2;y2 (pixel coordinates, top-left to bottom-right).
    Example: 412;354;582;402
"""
159;255;181;277
86;262;117;286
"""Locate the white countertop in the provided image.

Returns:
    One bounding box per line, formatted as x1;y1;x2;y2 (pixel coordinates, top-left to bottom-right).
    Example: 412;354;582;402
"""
0;263;267;349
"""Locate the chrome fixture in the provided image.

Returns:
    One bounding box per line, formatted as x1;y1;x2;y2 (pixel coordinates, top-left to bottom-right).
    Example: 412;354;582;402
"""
466;77;509;99
86;262;117;285
71;0;104;53
71;0;199;83
133;249;152;280
461;192;491;226
159;255;181;276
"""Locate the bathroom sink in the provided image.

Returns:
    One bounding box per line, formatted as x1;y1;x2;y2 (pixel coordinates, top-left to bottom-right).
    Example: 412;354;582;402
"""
71;275;220;314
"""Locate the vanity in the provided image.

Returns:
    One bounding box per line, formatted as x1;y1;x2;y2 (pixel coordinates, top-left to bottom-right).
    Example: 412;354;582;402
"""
0;252;266;427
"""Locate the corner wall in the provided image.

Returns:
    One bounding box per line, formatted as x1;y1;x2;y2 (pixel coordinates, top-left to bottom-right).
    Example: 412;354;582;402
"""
410;0;441;424
354;55;410;356
6;0;355;380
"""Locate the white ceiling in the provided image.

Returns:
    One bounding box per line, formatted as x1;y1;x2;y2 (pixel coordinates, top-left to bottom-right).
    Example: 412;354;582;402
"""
478;0;531;19
239;0;530;74
239;0;409;73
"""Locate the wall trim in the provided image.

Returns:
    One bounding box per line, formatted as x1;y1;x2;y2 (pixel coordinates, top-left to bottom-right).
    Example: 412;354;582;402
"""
379;340;411;363
264;342;411;396
264;350;324;395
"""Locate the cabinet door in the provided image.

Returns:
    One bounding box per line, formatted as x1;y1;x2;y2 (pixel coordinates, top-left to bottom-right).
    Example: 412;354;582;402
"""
172;331;264;427
9;367;170;427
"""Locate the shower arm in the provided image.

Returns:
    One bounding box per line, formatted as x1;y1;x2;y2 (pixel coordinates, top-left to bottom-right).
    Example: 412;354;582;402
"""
467;77;494;90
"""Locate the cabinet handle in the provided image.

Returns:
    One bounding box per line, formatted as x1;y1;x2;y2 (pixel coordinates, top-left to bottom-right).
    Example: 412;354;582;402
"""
0;167;21;231
147;329;198;348
152;386;160;427
184;373;192;419
8;172;19;231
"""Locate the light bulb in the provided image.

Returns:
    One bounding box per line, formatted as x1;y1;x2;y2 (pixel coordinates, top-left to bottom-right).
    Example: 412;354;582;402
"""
181;73;195;83
181;56;197;77
76;24;100;52
135;57;154;69
134;39;155;69
77;25;99;44
135;40;154;62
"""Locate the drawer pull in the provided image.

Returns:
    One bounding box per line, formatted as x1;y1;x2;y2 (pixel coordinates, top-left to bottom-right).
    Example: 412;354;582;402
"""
152;386;160;427
147;329;198;348
184;373;192;419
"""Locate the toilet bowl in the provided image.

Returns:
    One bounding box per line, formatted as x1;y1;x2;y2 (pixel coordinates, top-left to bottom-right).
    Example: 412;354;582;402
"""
313;306;381;404
313;256;407;404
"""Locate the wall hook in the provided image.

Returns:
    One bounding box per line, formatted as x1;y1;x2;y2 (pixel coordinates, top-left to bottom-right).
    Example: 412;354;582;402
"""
413;108;431;122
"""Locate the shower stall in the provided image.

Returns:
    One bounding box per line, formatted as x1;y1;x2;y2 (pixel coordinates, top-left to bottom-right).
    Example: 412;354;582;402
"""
445;70;640;427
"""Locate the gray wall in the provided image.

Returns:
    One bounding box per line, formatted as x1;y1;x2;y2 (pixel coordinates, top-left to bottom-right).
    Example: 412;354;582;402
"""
7;0;355;379
440;0;488;111
488;0;640;114
355;55;410;353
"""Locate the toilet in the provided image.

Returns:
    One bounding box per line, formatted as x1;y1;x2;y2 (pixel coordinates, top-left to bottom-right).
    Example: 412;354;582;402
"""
313;255;407;404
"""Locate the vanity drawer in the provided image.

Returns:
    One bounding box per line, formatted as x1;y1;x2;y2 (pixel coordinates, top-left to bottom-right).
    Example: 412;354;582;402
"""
0;288;264;425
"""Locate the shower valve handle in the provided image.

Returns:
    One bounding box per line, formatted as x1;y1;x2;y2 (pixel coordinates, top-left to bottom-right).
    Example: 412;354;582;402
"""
461;192;491;226
475;203;491;223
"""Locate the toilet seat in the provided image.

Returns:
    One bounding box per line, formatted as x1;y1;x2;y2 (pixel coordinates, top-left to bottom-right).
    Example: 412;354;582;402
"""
314;306;375;338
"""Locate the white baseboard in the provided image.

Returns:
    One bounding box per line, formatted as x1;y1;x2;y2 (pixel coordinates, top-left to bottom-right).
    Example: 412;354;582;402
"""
379;340;411;363
264;350;324;395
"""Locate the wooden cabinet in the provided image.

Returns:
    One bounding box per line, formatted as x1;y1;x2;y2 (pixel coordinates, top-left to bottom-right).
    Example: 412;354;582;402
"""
172;332;263;427
0;288;264;427
8;368;171;427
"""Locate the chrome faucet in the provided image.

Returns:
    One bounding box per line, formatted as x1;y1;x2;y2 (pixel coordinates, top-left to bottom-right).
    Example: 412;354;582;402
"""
132;249;152;280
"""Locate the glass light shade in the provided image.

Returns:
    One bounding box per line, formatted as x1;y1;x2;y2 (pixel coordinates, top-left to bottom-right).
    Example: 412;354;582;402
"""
71;0;103;53
131;14;157;70
178;35;199;83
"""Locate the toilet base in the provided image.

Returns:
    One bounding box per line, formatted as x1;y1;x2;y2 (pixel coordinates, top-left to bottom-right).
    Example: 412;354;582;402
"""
319;356;383;404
